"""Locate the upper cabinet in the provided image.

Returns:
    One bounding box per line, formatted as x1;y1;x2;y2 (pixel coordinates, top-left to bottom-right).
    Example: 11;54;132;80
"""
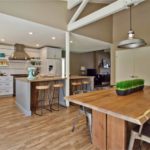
40;47;62;59
116;47;150;85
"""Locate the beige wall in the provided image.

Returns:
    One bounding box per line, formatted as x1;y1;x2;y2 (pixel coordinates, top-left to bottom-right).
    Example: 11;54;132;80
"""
111;0;150;85
113;0;150;44
68;3;113;43
0;1;67;30
70;52;95;75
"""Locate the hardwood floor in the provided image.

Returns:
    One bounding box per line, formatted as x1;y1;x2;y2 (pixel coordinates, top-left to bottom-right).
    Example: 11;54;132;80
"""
0;97;97;150
0;97;149;150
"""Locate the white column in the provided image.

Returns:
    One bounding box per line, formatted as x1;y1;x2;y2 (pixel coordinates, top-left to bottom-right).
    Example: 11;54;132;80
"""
65;32;70;107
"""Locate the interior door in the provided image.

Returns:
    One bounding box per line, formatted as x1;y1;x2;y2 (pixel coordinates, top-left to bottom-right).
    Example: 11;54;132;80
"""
116;50;134;82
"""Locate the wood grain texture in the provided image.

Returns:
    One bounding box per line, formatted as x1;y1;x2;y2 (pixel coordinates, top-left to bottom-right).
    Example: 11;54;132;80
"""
107;115;126;150
65;87;150;125
92;110;107;150
0;97;98;150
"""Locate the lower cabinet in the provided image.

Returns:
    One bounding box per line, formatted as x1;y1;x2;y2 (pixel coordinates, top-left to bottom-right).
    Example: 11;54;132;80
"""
0;76;13;96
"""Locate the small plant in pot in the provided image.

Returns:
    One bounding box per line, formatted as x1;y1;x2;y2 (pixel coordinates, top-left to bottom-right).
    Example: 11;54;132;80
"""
116;79;144;96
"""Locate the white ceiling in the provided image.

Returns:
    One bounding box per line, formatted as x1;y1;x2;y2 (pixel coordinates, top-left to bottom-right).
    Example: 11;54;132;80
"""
0;13;111;52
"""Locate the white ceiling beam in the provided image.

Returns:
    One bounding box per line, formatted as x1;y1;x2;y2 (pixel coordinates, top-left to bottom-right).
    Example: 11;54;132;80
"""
68;0;83;10
68;0;145;31
69;0;90;24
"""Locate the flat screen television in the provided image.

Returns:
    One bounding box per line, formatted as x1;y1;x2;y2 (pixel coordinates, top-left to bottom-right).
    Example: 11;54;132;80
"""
87;69;97;76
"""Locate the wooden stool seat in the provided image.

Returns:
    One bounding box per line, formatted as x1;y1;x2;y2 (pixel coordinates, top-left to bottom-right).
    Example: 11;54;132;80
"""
36;85;49;90
53;83;64;88
72;82;82;86
82;81;90;85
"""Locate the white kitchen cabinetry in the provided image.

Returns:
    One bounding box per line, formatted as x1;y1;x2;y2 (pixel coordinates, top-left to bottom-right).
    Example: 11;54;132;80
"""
40;47;62;59
0;76;13;96
116;46;150;85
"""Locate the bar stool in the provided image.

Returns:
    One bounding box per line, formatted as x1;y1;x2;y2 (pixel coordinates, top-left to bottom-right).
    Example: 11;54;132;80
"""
71;81;82;95
35;85;49;116
82;80;91;93
50;83;64;111
128;110;150;150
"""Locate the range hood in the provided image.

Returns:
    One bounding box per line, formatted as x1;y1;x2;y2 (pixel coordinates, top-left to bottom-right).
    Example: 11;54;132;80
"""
9;44;30;60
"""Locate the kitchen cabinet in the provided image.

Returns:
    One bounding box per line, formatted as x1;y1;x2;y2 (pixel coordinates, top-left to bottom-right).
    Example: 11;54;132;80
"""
116;46;150;85
0;76;13;96
40;47;62;59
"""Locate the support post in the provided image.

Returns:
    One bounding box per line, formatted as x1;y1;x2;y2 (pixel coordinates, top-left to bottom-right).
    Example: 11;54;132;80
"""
65;32;70;107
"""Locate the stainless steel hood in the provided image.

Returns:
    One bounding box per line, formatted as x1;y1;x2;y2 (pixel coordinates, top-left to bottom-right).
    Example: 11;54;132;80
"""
9;44;30;60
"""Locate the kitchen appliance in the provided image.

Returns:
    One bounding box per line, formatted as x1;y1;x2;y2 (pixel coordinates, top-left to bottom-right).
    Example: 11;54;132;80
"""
27;66;37;80
9;44;30;60
41;59;62;76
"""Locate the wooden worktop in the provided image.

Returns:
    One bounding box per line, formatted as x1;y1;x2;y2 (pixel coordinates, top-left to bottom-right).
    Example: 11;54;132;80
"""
65;87;150;125
15;75;93;82
16;76;66;82
70;75;94;80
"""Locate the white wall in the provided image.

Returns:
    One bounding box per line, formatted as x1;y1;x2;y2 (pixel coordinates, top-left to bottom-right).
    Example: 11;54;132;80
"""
0;45;40;75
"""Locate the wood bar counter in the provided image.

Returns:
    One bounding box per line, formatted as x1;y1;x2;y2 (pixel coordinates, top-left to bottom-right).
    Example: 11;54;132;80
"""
15;76;94;116
65;87;150;150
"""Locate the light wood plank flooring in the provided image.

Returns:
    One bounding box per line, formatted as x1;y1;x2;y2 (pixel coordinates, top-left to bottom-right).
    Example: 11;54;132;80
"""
0;97;97;150
0;97;149;150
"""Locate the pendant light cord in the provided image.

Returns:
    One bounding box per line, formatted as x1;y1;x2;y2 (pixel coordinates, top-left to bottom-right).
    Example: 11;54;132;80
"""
129;5;132;31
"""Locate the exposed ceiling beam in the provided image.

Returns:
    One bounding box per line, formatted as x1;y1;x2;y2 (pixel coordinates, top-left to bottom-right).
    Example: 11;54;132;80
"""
68;0;146;31
69;0;90;24
68;0;83;9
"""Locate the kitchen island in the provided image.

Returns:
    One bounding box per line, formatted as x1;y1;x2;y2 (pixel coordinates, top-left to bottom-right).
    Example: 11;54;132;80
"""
16;76;94;116
65;87;150;150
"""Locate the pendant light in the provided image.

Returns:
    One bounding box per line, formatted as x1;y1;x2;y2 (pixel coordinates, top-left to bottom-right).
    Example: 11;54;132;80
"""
118;5;147;49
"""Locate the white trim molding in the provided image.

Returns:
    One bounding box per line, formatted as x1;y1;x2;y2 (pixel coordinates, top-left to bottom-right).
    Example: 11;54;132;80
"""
68;0;146;31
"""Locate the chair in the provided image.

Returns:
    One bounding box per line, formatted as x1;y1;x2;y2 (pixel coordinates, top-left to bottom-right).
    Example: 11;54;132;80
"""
82;80;91;92
35;85;49;116
71;81;82;95
50;83;64;111
71;82;93;143
128;110;150;150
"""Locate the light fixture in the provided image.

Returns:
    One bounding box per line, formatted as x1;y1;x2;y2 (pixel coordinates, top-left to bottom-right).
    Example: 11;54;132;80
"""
52;36;56;40
28;32;33;35
36;44;40;47
118;5;147;49
70;40;73;43
0;38;5;42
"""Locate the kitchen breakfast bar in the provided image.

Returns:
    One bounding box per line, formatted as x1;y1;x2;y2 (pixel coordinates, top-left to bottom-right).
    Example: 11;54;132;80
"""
15;76;94;116
65;87;150;150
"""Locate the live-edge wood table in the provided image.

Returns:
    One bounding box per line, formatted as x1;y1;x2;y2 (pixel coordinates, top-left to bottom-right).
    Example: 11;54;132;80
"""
65;87;150;150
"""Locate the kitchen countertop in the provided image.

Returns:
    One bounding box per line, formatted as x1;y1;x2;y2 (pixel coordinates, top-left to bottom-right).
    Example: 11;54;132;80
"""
16;76;66;82
16;75;94;82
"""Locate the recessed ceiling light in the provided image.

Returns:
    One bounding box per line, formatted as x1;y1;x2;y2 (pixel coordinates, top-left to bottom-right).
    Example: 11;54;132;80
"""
52;37;56;40
0;38;5;42
28;32;33;35
70;40;73;43
36;44;40;47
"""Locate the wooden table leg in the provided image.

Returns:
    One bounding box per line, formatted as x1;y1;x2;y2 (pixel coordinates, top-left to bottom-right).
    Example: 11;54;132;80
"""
107;115;127;150
92;110;107;150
